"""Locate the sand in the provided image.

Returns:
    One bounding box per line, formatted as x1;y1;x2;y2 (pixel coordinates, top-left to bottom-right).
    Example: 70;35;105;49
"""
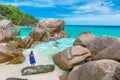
0;49;67;80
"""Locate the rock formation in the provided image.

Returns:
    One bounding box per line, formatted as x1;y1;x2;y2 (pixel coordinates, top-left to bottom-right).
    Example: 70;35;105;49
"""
0;20;20;42
67;59;120;80
6;77;27;80
115;64;120;80
88;36;120;58
29;18;69;42
0;43;24;64
22;65;54;75
0;20;12;42
53;45;91;69
74;32;97;47
93;44;120;61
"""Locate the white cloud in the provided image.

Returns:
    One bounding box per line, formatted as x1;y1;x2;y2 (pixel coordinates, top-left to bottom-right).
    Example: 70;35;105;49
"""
55;0;81;5
0;0;54;7
0;0;83;7
63;14;120;25
72;1;115;14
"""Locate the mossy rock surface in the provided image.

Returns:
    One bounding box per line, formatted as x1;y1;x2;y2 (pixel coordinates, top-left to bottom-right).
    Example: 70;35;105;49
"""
22;64;55;75
6;77;27;80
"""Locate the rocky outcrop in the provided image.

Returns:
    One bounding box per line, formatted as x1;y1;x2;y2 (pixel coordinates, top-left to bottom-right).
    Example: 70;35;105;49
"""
29;18;69;42
0;44;24;63
12;29;21;36
9;36;34;48
93;44;120;61
0;20;21;42
29;27;45;41
22;65;54;75
0;20;12;42
6;41;20;49
0;45;15;63
74;32;97;47
67;59;120;80
20;36;34;48
8;55;25;64
87;36;120;58
53;45;91;69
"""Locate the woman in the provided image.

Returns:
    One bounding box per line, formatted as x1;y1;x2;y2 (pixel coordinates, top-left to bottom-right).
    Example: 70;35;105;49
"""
29;51;36;67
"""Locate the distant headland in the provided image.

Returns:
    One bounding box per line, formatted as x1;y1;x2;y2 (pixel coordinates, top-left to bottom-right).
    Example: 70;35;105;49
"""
0;4;38;26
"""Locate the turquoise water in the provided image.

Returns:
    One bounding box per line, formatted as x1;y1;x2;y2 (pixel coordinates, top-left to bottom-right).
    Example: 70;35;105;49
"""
12;25;120;60
12;25;120;38
12;27;34;38
65;25;120;38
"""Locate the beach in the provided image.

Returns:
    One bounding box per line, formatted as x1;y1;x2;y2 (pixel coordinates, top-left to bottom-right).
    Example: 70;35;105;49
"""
0;48;66;80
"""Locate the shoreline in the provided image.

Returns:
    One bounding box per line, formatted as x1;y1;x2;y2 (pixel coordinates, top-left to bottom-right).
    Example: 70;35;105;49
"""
0;49;67;80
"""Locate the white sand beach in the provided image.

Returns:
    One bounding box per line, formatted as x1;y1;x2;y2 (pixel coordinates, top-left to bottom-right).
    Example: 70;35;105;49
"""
0;49;67;80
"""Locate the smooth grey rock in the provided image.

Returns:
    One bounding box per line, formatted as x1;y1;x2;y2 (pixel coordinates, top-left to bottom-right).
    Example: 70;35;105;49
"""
6;77;27;80
22;65;54;75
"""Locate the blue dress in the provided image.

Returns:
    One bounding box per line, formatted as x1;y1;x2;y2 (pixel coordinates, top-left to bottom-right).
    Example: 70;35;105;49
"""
29;56;36;64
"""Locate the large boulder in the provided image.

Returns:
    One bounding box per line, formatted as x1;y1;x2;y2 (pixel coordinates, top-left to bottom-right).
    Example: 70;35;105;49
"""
8;55;25;64
22;65;54;75
0;20;12;42
88;36;120;58
21;36;34;48
93;44;120;61
0;45;15;63
67;65;81;80
9;36;34;48
115;64;120;80
0;44;24;63
53;45;91;69
68;59;119;80
6;41;20;49
0;20;21;42
29;27;45;41
74;32;97;47
29;18;69;42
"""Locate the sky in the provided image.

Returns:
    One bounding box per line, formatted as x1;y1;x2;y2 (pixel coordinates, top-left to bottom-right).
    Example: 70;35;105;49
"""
1;0;120;25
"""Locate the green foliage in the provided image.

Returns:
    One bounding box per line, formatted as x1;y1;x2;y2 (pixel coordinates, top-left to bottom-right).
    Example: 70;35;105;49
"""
0;4;38;26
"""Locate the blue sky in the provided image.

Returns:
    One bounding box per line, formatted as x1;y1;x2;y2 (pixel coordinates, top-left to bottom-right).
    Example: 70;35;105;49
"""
1;0;120;25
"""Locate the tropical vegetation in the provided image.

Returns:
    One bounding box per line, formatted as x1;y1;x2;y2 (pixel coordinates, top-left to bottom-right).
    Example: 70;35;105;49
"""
0;4;38;26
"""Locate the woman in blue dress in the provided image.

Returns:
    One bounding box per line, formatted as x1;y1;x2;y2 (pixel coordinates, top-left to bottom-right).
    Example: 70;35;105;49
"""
29;51;36;67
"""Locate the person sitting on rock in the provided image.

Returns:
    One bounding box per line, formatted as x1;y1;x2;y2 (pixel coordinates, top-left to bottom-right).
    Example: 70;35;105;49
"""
29;51;36;67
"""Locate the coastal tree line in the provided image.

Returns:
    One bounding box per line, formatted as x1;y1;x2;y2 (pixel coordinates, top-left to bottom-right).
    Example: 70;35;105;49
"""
0;4;38;26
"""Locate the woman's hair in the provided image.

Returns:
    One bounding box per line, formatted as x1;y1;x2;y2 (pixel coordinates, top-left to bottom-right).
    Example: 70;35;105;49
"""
29;51;34;56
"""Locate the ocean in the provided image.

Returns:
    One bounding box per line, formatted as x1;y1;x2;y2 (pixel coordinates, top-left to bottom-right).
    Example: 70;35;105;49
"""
11;25;120;60
12;25;120;38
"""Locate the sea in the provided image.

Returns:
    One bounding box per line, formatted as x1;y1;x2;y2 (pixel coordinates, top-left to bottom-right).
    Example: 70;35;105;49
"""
2;25;118;80
11;25;120;61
